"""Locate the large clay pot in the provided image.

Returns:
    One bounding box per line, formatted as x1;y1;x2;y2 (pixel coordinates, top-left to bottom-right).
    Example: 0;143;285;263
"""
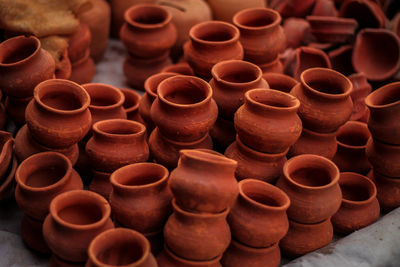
369;170;400;212
366;137;400;178
86;228;157;267
157;245;222;267
262;73;298;93
170;149;238;213
348;73;372;122
276;154;342;224
25;79;92;148
109;162;172;233
68;23;91;63
208;0;266;22
184;21;244;79
0;131;13;179
0;35;55;98
119;88;143;122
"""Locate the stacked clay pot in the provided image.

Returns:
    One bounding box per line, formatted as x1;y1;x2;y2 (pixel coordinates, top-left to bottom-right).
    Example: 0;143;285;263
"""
15;152;83;254
149;75;218;169
225;88;302;183
159;149;238;266
277;154;342;257
0;131;16;201
348;73;371;123
222;179;290;267
15;79;92;166
289;67;353;159
120;4;177;90
119;88;143;122
0;35;55;125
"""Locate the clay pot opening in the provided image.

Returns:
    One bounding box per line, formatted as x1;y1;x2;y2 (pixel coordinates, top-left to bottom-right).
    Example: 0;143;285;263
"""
365;82;400;108
246;88;300;111
111;163;168;187
120;89;140;111
180;149;237;168
336;122;370;148
94;119;146;137
190;21;240;45
144;72;177;98
339;172;376;204
233;8;281;30
83;83;125;109
124;4;171;29
0;36;39;65
212;60;262;85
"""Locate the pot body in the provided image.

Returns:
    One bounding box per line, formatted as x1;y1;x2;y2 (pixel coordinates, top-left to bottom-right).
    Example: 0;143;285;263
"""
366;138;400;178
157;246;222;267
370;170;400;212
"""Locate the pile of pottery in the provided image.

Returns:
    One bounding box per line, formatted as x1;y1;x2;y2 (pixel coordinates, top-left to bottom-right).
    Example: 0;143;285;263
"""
0;131;16;201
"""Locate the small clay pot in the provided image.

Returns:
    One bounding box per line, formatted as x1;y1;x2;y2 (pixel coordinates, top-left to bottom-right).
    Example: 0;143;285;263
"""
262;73;298;93
25;79;92;148
110;162;172;233
68;23;92;63
348;73;372;122
339;0;386;29
164;199;231;261
306;16;358;44
43;190;114;263
332;172;379;234
119;88;143;122
369;170;400;212
89;169;111;200
224;136;287;183
210;116;236;151
21;214;50;254
332;121;371;174
69;50;96;84
276;154;342;224
259;56;284;74
157;245;222;267
0;156;17;202
55;48;72;80
328;45;354;77
151;75;218;142
311;0;338;16
86;228;157;267
283;18;311;49
366;137;400;178
161;62;194;76
0;131;13;179
221;240;280;267
208;0;266;22
5;95;32;125
0;35;55;98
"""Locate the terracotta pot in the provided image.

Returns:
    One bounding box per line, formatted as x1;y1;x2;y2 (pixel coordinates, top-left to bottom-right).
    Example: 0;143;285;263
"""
233;8;286;64
164;199;231;261
276;154;342;224
228;179;289;247
5;96;31;125
224;136;287;183
151;75;218;142
365;81;400;144
0;35;55;98
311;0;338;16
348;73;372;122
332;121;371;174
120;4;177;59
183;21;244;79
110;162;172;233
259;56;284;74
208;0;266;22
262;73;298;93
15;152;83;220
275;0;316;18
328;45;354;77
280;218;333;258
89;169;111;200
291;67;353;133
210;60;269;121
332;172;379;234
0;156;17;201
161;62;194;76
43;190;114;262
366;137;400;177
306;16;358;44
170;149;237;213
119;88;143;122
339;0;386;29
283;18;311;49
68;23;91;63
86;228;157;267
157;245;222;267
86;119;149;173
0;131;13;179
69;50;96;84
235;89;302;154
55;48;72;80
21;214;50;254
221;240;280;267
369;170;400;212
353;29;400;81
209;116;236;151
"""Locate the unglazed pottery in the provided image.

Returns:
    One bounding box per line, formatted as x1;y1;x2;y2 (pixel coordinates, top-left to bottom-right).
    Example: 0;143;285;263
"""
161;62;194;76
157;245;222;267
283;18;311;49
54;48;72;80
89;169;112;199
208;0;266;22
274;0;316;18
5;95;32;125
339;0;386;29
262;73;298;93
0;131;13;179
369;170;400;212
210;116;236;150
306;16;358;44
311;0;338;16
259;56;284;74
119;88;143;122
366;137;400;178
69;50;96;85
68;23;91;63
348;73;371;122
276;154;342;224
328;45;354;77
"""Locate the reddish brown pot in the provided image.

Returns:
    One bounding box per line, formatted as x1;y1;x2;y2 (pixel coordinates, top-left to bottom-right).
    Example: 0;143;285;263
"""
339;0;386;29
119;88;143;122
0;35;55;98
86;119;149;173
170;149;238;213
68;23;91;63
224;136;287;183
291;67;353;133
86;228;157;267
0;156;17;201
157;245;222;267
276;154;342;224
55;48;72;80
5;95;31;125
332;121;371;174
228;179;289;247
69;50;96;85
332;172;379;234
21;214;50;254
183;21;244;79
369;170;400;212
210;60;269;121
0;131;13;179
151;75;218;142
306;16;358;44
164;199;231;261
328;45;354;77
89;169;111;200
25;79;92;148
283;18;311;49
274;0;316;18
221;240;280;267
348;73;372;122
210;116;236;150
259;56;284;74
233;8;286;65
161;62;194;76
280;218;333;258
311;0;338;16
262;73;298;93
353;29;400;82
109;162;172;233
43;190;114;263
366;137;400;178
235;89;302;154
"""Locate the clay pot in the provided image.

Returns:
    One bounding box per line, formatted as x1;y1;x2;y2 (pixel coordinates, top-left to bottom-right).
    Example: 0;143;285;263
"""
86;228;157;267
311;0;338;16
43;190;114;263
55;48;72;80
291;67;353;133
259;56;284;74
120;4;177;58
210;116;236;151
235;89;302;154
280;218;333;258
339;0;386;29
328;45;354;77
161;62;194;76
221;240;280;267
119;88;143;122
89;169;111;199
365;81;400;144
332;121;371;174
0;131;13;179
276;154;342;224
0;156;17;201
86;119;149;173
21;214;50;254
348;73;372;122
15;152;83;220
233;8;286;65
366;137;400;178
353;29;400;81
228;179;289;247
208;0;266;22
157;245;222;267
283;18;311;49
274;0;316;18
307;16;358;44
0;35;55;98
5;96;31;125
170;149;238;213
262;73;298;93
369;170;400;212
69;50;96;84
151;75;218;142
210;60;269;121
164;199;231;261
224;136;287;183
109;162;172;233
68;23;91;63
332;172;379;234
183;21;244;79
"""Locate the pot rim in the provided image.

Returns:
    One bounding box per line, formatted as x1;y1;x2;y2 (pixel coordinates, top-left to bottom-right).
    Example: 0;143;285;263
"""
336;121;370;149
119;88;140;113
233;7;281;31
124;4;172;30
179;149;237;168
144;72;177;99
92;119;146;139
306;15;358;27
172;198;229;218
189;20;240;46
211;60;264;87
339;172;377;205
365;81;400;109
245;88;300;112
83;83;125;110
0;35;40;67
